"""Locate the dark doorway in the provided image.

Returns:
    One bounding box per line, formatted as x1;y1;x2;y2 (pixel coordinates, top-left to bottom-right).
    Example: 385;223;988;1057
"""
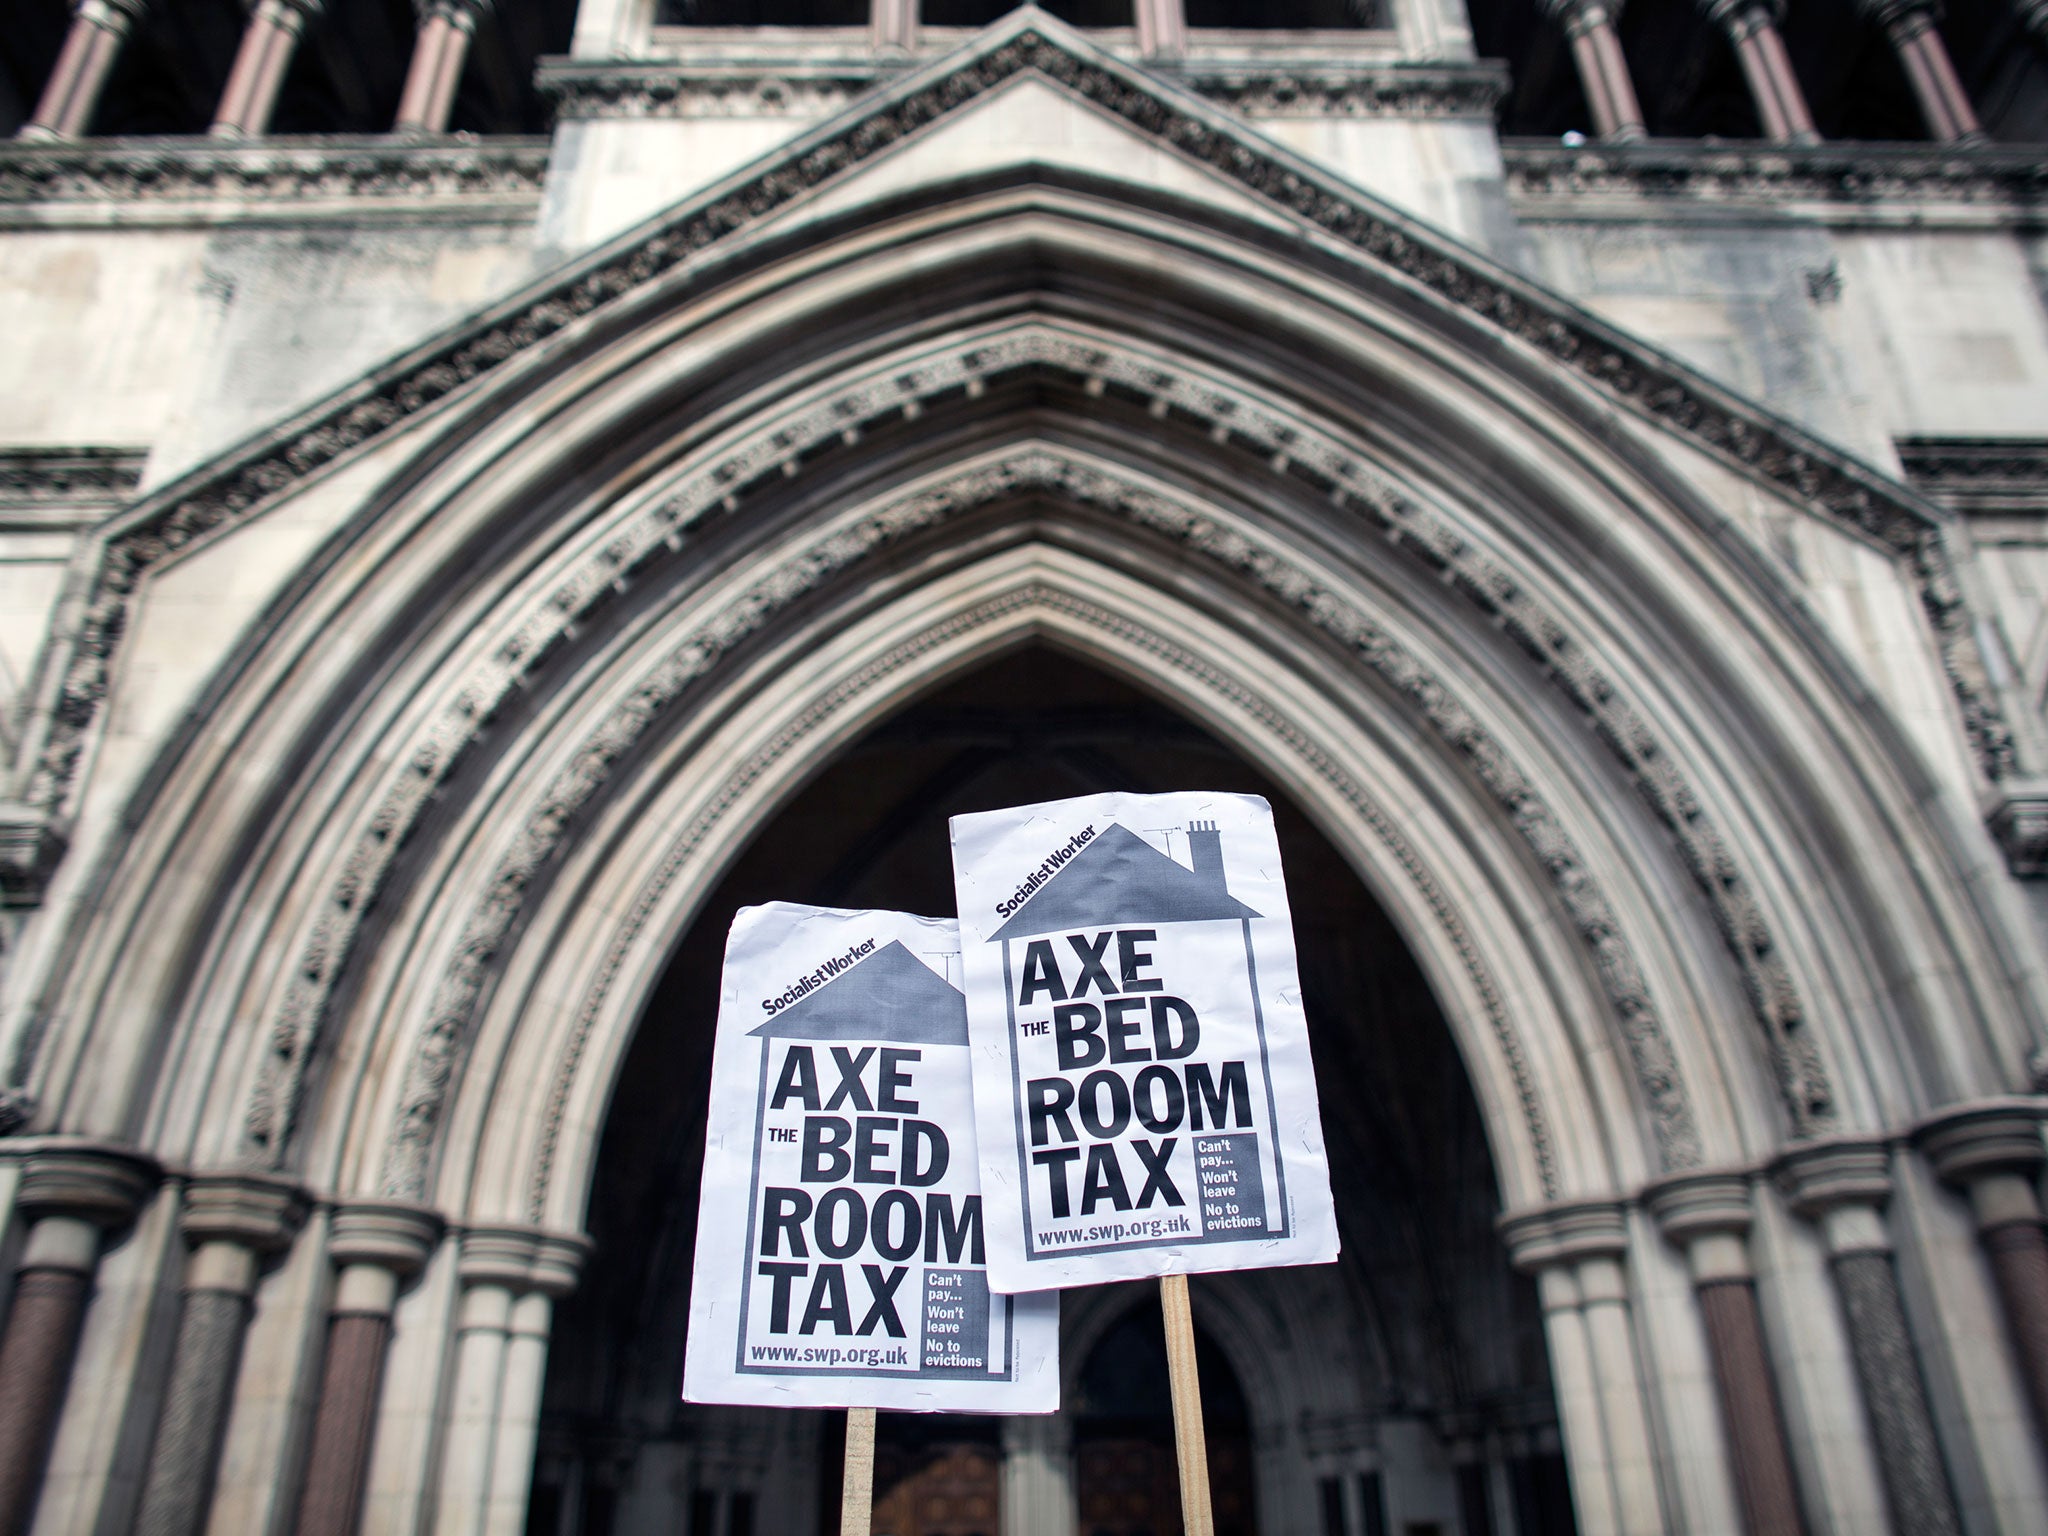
528;644;1567;1535
1073;1297;1255;1536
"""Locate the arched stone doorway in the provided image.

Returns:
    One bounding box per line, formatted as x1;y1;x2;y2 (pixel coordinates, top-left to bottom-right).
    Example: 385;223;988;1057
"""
529;646;1571;1536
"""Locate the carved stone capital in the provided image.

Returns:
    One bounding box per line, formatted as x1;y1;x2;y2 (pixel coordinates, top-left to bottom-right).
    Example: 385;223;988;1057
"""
1543;0;1620;33
1498;1199;1628;1273
179;1172;309;1253
1984;784;2048;877
1859;0;1939;29
1541;0;1621;20
456;1224;590;1298
1699;0;1782;33
1644;1170;1755;1244
77;0;149;27
327;1200;443;1276
1914;1099;2047;1187
1774;1137;1892;1220
12;1137;158;1227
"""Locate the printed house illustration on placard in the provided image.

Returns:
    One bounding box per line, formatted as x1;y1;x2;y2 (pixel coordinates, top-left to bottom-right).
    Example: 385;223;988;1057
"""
746;940;967;1044
989;822;1260;941
737;936;1013;1382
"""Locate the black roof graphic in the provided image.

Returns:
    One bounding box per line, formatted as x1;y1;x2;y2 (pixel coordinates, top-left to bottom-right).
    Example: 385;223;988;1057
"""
990;823;1259;942
747;940;967;1044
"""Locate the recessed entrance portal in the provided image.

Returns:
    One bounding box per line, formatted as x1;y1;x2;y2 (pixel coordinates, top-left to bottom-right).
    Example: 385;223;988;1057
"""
528;647;1577;1536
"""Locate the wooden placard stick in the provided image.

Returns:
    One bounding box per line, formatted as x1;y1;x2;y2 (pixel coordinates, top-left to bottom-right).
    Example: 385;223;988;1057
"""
840;1407;877;1536
1161;1273;1217;1536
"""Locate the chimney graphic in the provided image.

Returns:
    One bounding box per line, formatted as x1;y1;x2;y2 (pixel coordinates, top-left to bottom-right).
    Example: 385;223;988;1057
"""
1188;821;1226;895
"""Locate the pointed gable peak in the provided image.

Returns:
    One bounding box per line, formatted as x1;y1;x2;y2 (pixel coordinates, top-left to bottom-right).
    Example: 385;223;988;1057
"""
990;822;1259;942
749;939;967;1044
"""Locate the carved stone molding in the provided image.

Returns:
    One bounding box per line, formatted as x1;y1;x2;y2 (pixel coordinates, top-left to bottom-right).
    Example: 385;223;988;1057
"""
326;1200;443;1276
1497;1199;1629;1272
536;55;1510;124
16;21;2011;926
354;432;1728;1203
1643;1169;1755;1245
0;447;145;506
1178;62;1508;119
1914;1098;2048;1187
178;1171;309;1254
1504;140;2048;225
518;576;1569;1219
205;315;1746;1186
1899;436;2048;515
236;335;1817;1193
1985;783;2048;877
456;1224;591;1297
539;60;876;119
0;137;549;224
9;1136;159;1226
364;440;1712;1198
1773;1136;1893;1222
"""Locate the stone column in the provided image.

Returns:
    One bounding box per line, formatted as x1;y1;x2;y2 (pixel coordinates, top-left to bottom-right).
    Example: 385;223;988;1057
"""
1135;0;1187;59
393;0;488;135
1000;1413;1076;1536
1859;0;1984;142
294;1201;444;1536
1543;0;1648;142
132;1174;308;1536
0;1139;157;1536
1499;1202;1668;1536
1644;1173;1806;1536
1700;0;1818;142
1775;1140;1963;1536
17;0;147;140
1915;1101;2048;1445
434;1225;590;1536
871;0;915;54
210;0;324;138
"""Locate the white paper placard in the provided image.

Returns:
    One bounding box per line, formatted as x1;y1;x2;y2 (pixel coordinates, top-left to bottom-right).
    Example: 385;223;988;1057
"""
682;902;1059;1411
951;792;1339;1291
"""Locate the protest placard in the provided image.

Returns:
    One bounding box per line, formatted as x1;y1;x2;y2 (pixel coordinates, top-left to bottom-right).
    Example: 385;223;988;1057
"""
682;902;1059;1413
951;792;1339;1293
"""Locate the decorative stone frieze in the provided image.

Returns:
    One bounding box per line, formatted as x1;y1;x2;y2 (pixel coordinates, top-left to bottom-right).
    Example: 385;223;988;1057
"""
0;138;550;226
1503;141;2048;226
1898;437;2048;514
0;447;145;508
1177;63;1508;118
538;60;878;119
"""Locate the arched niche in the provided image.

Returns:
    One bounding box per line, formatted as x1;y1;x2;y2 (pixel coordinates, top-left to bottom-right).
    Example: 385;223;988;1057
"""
531;646;1559;1536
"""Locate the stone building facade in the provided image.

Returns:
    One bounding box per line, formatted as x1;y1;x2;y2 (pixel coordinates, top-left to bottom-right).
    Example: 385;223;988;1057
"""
2;2;2048;1535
